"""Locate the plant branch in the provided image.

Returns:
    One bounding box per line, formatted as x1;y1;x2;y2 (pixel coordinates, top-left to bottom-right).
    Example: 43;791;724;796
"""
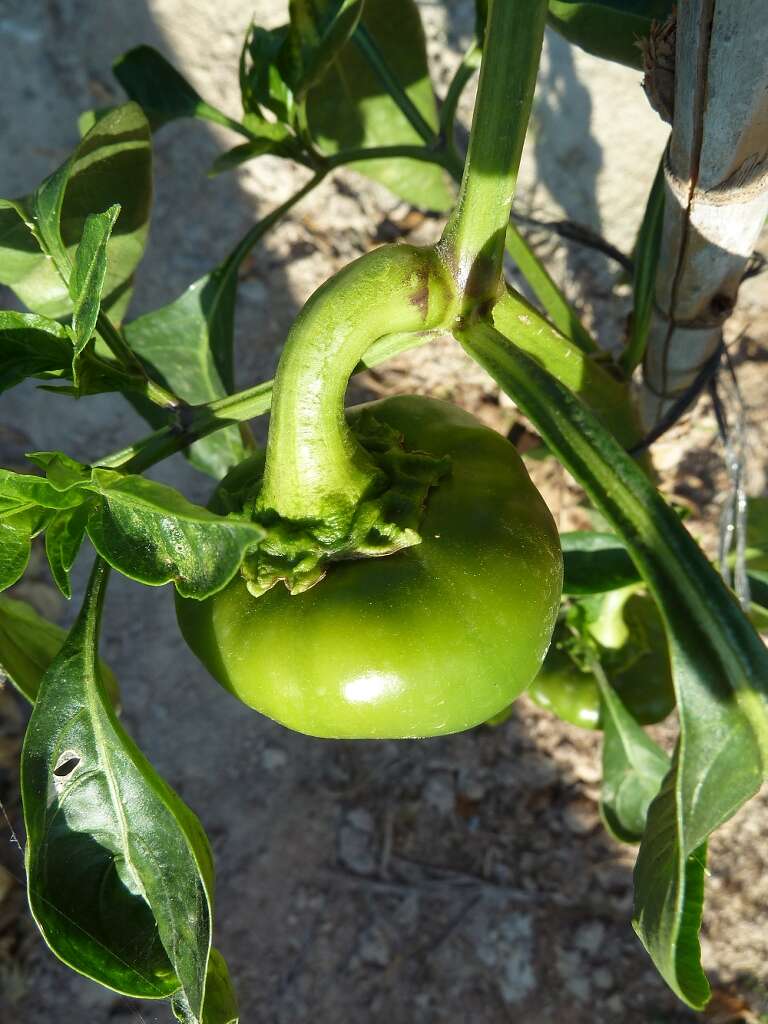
503;225;599;354
441;0;548;304
96;330;440;474
196;101;260;141
439;43;481;157
95;311;183;410
352;7;594;350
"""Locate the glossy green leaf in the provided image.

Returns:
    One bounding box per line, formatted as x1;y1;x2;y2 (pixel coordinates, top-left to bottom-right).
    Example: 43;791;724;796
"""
0;594;118;706
633;761;709;1006
457;319;768;1008
172;949;239;1024
240;24;296;126
114;46;209;130
622;155;665;374
0;512;36;592
0;466;87;512
69;205;121;360
21;560;214;1012
547;0;675;70
45;504;91;599
562;531;640;594
26;451;94;491
283;0;364;96
85;471;264;598
306;0;452;210
123;270;248;478
0;198;41;292
595;662;670;842
0;311;73;394
0;104;151;324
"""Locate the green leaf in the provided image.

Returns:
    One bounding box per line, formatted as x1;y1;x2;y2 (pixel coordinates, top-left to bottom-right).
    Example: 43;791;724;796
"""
114;46;208;130
0;594;119;706
622;155;665;374
547;0;675;69
45;504;91;599
0;311;74;394
0;467;87;512
633;765;709;1007
283;0;364;96
457;319;768;1008
172;948;239;1024
306;0;453;211
21;560;214;1012
123;270;248;478
208;117;301;175
562;531;640;594
0;512;37;592
595;662;670;843
69;205;121;360
0;104;151;324
240;24;296;126
26;450;94;491
85;471;264;598
208;142;280;177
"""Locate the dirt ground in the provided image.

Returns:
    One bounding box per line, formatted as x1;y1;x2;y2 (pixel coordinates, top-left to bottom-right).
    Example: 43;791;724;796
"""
1;2;767;1023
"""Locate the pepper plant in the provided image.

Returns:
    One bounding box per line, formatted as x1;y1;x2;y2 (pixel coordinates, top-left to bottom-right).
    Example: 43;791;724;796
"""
1;0;767;1020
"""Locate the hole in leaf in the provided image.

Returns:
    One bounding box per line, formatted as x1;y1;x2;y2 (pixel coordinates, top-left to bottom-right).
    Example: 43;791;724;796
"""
53;753;81;778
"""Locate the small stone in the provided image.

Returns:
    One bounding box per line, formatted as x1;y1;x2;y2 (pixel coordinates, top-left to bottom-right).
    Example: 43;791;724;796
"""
556;949;590;1002
474;914;537;1005
346;807;375;832
562;799;599;835
592;966;613;990
261;746;288;772
573;761;602;785
605;993;624;1014
458;772;486;802
423;772;455;814
338;809;377;874
593;862;630;892
574;921;606;956
358;925;391;967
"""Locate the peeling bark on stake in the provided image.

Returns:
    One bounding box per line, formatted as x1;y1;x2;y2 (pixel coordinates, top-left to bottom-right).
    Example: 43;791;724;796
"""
640;0;768;429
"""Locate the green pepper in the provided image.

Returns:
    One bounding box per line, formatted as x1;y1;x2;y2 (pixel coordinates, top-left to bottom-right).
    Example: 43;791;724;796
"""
528;588;675;728
176;395;563;739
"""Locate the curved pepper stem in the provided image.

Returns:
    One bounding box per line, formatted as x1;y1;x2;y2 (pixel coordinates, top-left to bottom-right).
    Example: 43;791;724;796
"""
250;243;457;593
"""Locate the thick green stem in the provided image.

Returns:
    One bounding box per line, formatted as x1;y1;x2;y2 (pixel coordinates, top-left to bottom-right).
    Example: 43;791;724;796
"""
354;21;594;350
259;245;456;526
442;0;547;303
493;288;641;448
97;329;439;474
503;225;599;354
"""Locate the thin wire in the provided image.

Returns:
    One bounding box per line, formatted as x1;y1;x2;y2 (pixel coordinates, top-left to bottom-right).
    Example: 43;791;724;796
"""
0;795;22;854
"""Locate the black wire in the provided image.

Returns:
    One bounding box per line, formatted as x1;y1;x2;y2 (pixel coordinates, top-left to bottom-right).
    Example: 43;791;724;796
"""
628;340;725;455
512;212;635;273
